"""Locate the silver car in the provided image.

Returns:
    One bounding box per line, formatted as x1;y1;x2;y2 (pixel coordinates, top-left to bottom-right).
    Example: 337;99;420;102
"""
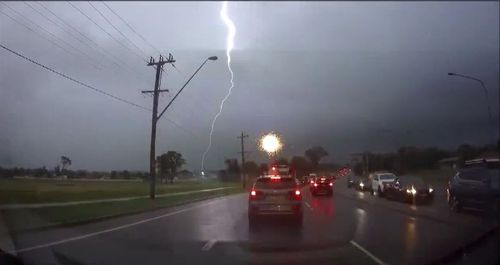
248;176;303;226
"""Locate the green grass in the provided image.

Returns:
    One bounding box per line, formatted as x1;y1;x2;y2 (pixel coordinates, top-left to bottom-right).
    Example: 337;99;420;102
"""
1;187;242;233
0;179;239;204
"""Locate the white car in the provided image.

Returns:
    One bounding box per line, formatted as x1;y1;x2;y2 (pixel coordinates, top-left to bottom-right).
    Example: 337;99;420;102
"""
369;172;397;197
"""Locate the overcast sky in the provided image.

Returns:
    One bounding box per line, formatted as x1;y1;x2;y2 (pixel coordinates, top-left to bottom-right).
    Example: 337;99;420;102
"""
0;1;498;171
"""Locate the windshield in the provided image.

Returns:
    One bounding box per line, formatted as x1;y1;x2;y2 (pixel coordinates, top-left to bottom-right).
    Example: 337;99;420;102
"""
0;1;498;265
379;174;396;180
460;167;500;186
254;178;296;189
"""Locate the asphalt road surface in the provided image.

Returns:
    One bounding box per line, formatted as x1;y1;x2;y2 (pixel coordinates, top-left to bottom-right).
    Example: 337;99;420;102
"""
5;178;500;265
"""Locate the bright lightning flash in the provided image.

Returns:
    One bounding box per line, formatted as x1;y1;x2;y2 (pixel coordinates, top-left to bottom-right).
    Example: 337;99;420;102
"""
260;133;282;154
201;1;236;171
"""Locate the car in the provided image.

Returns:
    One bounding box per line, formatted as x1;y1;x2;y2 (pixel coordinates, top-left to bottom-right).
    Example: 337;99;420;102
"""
353;176;370;191
369;172;397;197
385;176;434;204
447;158;500;215
299;175;309;185
347;175;361;188
310;176;334;196
248;175;303;226
308;175;318;188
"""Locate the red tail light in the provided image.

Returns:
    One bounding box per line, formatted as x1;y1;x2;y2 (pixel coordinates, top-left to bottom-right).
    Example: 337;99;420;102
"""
310;180;314;184
329;182;333;187
250;190;263;200
290;189;302;201
314;183;318;187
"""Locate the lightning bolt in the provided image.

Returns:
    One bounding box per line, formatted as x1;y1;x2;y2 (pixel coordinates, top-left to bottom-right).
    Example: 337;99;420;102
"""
201;1;236;172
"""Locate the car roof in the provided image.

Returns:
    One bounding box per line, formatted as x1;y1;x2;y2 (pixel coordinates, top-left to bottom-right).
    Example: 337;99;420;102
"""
463;158;500;168
375;172;395;175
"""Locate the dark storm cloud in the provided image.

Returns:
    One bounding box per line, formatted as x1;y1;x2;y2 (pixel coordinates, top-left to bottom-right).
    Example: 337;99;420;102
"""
0;2;498;171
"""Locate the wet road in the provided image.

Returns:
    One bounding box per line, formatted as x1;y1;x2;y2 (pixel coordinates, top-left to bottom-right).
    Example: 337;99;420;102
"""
6;178;500;265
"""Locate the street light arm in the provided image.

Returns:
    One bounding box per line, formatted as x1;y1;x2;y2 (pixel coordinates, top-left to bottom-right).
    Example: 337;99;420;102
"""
157;58;210;120
450;73;485;86
448;72;496;146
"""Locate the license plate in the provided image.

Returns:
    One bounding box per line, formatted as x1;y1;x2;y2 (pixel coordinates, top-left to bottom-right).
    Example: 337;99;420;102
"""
261;205;291;211
266;195;285;202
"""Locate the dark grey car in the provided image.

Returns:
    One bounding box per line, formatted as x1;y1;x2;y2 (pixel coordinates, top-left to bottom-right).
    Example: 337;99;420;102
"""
447;159;500;215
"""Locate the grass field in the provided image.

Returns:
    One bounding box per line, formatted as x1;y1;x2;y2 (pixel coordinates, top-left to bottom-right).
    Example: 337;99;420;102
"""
1;187;242;233
0;178;240;204
0;178;244;233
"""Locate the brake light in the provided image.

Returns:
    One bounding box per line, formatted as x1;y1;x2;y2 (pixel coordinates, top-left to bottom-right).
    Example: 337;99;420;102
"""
270;175;281;180
295;190;301;196
329;182;333;186
314;183;318;187
250;190;256;196
310;180;315;184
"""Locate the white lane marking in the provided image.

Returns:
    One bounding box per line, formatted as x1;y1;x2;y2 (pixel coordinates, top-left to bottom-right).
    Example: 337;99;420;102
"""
201;239;217;251
350;240;387;265
9;198;225;254
304;202;313;210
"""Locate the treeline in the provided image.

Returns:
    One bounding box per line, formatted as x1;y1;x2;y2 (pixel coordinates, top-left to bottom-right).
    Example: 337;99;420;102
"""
0;166;150;180
352;143;498;176
218;146;338;181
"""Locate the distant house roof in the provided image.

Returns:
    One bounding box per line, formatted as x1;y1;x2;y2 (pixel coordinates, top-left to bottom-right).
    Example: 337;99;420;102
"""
438;157;459;164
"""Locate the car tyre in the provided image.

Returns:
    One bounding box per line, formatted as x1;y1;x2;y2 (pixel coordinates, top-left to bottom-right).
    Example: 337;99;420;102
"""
377;186;384;197
293;214;303;227
450;196;462;213
248;214;258;228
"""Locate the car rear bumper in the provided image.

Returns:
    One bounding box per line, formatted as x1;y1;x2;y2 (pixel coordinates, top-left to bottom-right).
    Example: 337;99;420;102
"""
405;193;434;203
248;202;302;216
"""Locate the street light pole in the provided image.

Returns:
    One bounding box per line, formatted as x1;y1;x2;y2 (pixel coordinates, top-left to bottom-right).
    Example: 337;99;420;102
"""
157;56;218;120
448;72;497;147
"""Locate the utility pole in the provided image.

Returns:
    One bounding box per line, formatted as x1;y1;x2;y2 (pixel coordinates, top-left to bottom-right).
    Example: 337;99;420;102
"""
238;131;250;188
143;54;175;199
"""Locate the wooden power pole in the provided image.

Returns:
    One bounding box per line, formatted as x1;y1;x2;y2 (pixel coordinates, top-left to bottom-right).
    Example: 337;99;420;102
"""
143;54;175;199
238;131;249;188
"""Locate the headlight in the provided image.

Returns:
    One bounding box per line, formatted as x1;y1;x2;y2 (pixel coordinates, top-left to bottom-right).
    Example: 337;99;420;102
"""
429;187;434;193
406;186;417;195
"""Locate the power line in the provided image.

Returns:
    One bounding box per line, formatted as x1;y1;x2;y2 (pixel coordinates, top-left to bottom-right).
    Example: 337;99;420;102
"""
87;2;148;58
0;42;201;137
0;43;150;111
0;9;77;61
101;2;161;54
0;2;102;70
36;2;151;85
67;1;145;62
23;2;109;68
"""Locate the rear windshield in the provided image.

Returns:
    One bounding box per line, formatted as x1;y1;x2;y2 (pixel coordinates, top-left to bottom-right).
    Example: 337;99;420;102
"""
255;178;297;189
459;168;500;189
379;174;396;180
399;177;424;186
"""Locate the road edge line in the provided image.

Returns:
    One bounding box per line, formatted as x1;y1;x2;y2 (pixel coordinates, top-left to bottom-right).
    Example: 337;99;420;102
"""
8;197;232;255
5;191;243;235
350;240;387;265
201;239;217;251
